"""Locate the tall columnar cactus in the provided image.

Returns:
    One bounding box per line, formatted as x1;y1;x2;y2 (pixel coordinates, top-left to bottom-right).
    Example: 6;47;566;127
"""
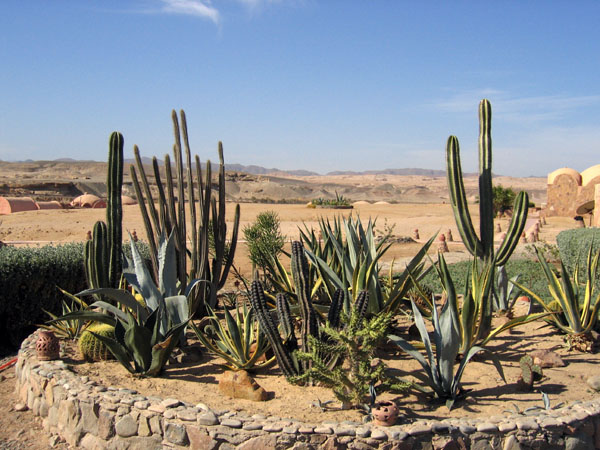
130;110;240;315
107;132;124;288
84;132;124;292
446;99;528;265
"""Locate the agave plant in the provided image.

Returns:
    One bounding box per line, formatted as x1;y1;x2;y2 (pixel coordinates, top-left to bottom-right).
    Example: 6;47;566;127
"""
426;254;547;355
389;256;506;409
40;288;89;339
514;244;600;348
297;216;435;315
79;231;200;336
492;266;522;313
191;303;275;371
86;307;187;376
50;286;188;376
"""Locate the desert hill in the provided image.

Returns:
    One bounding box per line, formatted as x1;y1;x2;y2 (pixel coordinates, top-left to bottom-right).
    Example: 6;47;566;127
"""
0;159;547;205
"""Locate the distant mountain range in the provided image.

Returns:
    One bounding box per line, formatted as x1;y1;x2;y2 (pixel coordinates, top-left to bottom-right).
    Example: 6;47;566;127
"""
11;157;465;177
123;158;451;177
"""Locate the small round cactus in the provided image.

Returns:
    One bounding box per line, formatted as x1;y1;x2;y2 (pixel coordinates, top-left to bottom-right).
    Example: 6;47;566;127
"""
79;323;116;362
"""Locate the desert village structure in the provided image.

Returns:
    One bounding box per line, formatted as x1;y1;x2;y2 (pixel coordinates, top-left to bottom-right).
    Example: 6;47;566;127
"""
546;164;600;226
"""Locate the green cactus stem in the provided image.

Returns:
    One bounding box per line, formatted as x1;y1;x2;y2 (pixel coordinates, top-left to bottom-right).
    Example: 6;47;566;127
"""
249;280;300;378
130;111;240;315
276;293;295;340
84;132;124;292
446;99;528;265
107;132;123;288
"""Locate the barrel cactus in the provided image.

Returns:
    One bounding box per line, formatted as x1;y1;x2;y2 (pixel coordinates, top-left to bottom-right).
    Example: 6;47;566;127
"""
79;323;115;361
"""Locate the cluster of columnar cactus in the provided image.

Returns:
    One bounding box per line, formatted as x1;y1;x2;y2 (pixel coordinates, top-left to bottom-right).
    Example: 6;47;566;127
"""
130;111;239;314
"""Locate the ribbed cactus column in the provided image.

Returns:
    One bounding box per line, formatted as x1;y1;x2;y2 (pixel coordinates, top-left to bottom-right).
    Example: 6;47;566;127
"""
446;99;528;265
84;132;124;291
107;132;123;288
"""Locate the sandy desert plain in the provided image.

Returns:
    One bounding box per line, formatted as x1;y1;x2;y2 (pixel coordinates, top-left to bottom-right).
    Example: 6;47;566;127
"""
1;162;594;449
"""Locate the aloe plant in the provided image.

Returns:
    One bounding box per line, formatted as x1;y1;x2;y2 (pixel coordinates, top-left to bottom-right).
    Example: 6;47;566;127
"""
492;266;522;313
92;308;187;377
50;239;190;377
515;244;600;347
191;303;275;371
425;254;547;354
389;259;506;409
130;110;239;315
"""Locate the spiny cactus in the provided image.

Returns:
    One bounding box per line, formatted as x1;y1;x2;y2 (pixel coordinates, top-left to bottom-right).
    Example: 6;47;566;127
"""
446;99;528;265
130;111;240;315
79;323;115;361
250;280;299;378
250;241;371;381
518;354;543;390
84;132;124;293
276;293;295;340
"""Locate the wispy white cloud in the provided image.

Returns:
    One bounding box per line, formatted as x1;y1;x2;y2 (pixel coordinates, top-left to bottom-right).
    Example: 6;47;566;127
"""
160;0;220;23
433;90;600;124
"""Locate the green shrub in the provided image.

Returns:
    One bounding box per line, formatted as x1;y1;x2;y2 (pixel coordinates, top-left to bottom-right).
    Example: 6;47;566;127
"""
418;258;550;303
243;211;285;272
556;229;600;276
492;185;516;217
0;243;87;355
311;191;352;207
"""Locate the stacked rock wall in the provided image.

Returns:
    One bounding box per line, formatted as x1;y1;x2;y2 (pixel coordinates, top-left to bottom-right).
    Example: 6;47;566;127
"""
15;330;600;449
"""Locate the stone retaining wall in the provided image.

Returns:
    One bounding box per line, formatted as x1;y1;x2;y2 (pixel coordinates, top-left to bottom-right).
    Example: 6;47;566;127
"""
15;330;600;449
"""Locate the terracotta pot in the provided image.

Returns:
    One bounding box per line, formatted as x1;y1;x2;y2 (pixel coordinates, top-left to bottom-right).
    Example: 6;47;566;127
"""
36;330;60;361
372;401;398;426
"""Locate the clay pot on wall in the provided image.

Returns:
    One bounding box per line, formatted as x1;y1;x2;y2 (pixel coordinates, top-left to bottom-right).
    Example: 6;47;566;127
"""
36;330;60;361
372;401;399;426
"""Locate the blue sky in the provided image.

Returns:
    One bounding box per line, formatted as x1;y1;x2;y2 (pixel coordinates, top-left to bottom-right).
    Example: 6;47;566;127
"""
1;1;599;176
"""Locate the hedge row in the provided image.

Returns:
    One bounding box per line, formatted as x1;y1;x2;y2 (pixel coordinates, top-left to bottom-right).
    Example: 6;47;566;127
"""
418;258;551;303
0;240;152;357
556;228;600;276
0;243;87;355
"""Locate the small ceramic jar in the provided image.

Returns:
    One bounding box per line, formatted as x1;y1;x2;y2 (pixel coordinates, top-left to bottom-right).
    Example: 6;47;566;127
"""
36;330;60;361
372;401;398;426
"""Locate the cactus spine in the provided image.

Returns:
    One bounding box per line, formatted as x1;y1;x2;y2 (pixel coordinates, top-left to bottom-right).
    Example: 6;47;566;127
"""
130;110;240;315
446;99;528;265
84;132;124;292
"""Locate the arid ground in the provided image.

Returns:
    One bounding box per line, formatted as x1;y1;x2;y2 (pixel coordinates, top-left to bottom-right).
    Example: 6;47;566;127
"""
2;170;591;448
